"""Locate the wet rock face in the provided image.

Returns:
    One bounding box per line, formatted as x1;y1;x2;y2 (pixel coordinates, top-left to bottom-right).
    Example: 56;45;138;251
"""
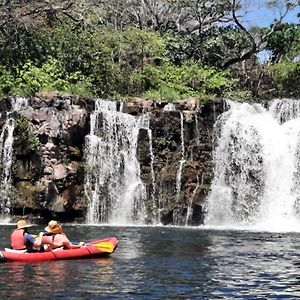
133;98;226;225
11;94;93;221
4;95;226;224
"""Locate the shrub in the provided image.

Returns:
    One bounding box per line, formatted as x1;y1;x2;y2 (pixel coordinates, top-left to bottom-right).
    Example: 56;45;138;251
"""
14;117;41;152
130;62;236;100
0;66;15;95
271;61;300;97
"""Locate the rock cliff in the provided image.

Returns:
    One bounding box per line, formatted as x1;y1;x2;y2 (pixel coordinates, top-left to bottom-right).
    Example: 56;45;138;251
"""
0;94;226;224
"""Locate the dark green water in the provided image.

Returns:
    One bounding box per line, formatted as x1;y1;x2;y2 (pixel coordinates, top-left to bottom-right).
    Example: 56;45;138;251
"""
0;225;300;299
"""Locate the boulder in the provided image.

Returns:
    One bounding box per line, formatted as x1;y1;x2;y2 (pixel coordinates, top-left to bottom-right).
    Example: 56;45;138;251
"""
53;164;67;180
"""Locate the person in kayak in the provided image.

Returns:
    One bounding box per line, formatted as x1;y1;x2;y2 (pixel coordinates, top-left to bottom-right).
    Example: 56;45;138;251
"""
11;219;44;251
41;220;85;249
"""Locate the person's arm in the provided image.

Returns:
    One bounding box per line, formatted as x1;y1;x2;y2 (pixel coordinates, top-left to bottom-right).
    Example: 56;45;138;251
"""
63;239;84;249
24;232;42;247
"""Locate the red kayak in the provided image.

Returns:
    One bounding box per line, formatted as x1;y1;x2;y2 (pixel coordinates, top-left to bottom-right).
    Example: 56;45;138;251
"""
0;236;118;263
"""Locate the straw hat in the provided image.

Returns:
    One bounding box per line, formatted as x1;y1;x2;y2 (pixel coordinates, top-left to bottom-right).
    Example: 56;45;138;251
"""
45;220;63;234
17;220;33;229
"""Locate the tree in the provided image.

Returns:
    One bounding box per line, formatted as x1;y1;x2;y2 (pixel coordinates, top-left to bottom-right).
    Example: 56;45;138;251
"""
264;23;300;62
222;0;300;67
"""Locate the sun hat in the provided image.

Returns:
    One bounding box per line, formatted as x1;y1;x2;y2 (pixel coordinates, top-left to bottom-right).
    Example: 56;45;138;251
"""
45;220;63;234
17;220;33;229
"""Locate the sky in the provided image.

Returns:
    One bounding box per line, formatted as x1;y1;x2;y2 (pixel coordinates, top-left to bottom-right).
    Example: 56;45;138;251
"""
238;1;299;61
240;0;300;28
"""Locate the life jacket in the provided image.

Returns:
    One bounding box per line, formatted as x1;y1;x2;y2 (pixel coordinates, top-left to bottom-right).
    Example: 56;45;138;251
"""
11;229;26;250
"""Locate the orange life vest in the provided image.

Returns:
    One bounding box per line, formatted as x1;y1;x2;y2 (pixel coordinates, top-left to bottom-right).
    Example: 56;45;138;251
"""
11;229;26;250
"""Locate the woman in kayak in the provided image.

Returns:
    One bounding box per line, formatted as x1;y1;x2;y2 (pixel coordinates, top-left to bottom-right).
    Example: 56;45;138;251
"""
11;219;45;251
41;220;85;249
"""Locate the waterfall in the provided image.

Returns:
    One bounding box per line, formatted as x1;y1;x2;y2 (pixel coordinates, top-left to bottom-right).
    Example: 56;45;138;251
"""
0;117;15;214
148;129;157;219
173;112;186;224
164;103;176;111
140;113;158;223
185;181;200;226
0;97;28;215
84;99;146;225
195;114;201;145
176;112;185;200
205;99;300;231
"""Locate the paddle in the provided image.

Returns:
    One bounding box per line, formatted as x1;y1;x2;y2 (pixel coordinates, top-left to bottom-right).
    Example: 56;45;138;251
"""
86;241;116;253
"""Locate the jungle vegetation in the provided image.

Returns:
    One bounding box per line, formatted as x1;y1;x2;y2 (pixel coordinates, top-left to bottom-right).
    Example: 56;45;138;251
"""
0;0;299;101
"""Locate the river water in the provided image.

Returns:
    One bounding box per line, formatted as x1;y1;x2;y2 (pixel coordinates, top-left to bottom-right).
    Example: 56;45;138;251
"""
0;225;300;299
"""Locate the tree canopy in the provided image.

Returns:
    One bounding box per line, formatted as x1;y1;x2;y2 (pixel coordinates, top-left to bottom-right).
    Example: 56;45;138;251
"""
0;0;299;100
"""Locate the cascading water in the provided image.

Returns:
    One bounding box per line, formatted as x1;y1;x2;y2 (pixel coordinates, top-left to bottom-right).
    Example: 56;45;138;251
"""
0;118;15;214
84;99;147;225
0;97;28;216
173;112;186;224
205;99;300;231
176;112;185;200
140;113;158;223
185;177;200;226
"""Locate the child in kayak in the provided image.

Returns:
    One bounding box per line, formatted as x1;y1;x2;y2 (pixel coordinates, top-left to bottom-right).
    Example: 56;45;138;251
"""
41;220;85;249
11;219;45;252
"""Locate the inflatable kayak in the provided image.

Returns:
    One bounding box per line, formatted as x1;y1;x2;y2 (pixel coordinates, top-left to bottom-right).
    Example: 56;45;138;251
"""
0;236;118;263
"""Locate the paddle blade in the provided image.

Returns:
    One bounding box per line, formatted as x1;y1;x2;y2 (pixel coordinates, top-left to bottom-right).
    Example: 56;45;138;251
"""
91;241;116;253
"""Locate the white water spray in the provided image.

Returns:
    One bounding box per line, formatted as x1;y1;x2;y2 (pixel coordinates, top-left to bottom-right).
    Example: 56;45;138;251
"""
206;99;300;231
84;99;146;225
163;103;176;111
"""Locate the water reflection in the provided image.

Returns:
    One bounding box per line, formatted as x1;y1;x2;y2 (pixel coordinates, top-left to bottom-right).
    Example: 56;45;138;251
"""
0;257;118;299
1;261;74;297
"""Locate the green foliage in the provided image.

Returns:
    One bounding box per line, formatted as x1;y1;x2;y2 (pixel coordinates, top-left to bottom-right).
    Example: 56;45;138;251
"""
119;28;167;67
13;58;66;95
0;57;94;97
65;72;94;97
42;26;167;97
0;1;297;100
223;89;253;101
0;66;15;95
0;27;48;69
264;23;300;62
26;134;41;152
14;117;41;152
271;61;300;97
154;137;175;150
14;117;28;132
131;62;236;100
164;26;252;68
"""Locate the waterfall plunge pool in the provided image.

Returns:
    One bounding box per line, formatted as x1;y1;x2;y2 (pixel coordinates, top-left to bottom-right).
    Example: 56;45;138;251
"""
0;225;300;299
